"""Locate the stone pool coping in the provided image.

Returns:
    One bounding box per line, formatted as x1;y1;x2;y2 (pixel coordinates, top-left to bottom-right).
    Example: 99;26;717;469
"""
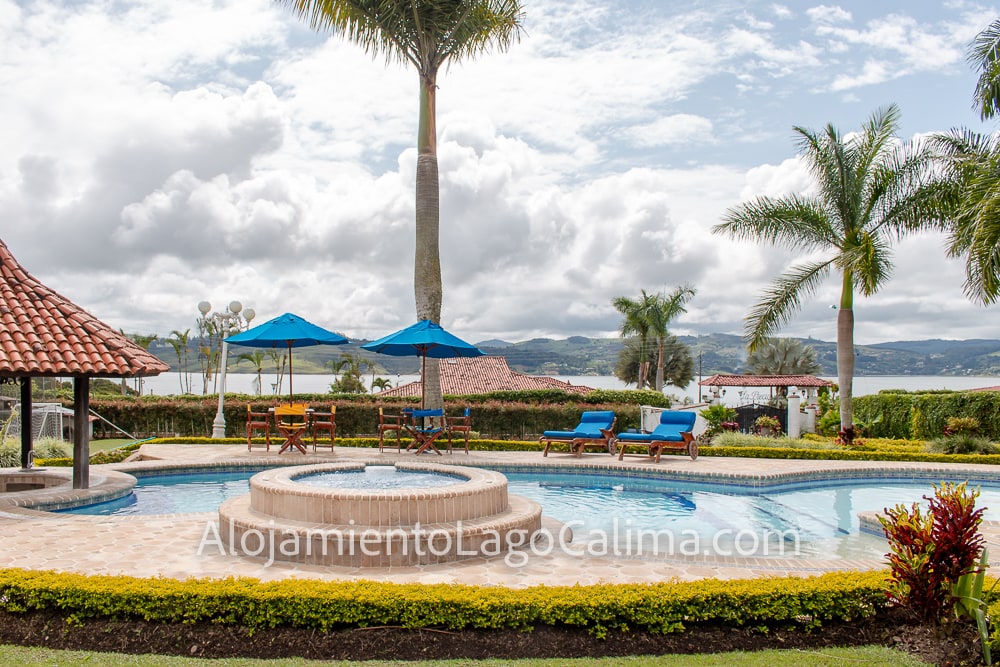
0;443;998;587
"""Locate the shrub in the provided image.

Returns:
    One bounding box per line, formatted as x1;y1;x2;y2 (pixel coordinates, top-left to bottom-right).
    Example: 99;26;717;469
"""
945;416;981;436
854;391;1000;440
754;415;781;433
0;568;889;635
708;432;837;450
816;409;840;436
700;405;737;439
878;482;985;623
0;438;69;466
927;434;998;455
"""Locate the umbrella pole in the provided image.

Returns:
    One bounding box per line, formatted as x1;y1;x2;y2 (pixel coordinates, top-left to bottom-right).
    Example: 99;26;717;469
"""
287;342;293;402
420;355;426;409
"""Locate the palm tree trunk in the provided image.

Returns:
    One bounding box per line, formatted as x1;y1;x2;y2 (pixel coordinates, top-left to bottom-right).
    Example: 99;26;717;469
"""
836;300;855;443
416;72;443;410
655;338;665;391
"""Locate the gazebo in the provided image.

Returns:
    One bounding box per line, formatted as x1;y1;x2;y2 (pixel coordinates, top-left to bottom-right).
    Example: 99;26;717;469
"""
698;373;834;403
0;238;169;488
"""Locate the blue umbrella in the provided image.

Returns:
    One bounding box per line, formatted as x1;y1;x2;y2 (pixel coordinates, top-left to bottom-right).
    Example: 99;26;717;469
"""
361;320;483;406
225;312;348;399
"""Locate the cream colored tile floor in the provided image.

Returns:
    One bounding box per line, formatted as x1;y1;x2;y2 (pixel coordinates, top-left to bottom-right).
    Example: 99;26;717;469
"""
2;444;999;587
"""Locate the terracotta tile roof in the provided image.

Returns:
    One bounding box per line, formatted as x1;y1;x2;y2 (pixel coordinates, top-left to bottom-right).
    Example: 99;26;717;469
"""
971;385;1000;392
698;373;834;388
0;238;170;378
374;356;594;397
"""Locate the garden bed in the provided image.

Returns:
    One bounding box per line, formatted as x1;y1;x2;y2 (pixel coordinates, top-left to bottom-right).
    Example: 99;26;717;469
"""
0;607;983;664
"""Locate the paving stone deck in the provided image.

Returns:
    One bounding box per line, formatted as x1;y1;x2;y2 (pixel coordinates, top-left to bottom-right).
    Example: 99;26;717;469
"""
1;444;998;588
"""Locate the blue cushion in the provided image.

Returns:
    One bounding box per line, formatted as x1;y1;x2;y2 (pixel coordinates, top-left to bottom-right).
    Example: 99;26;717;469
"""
618;411;695;442
579;411;615;425
543;411;615;440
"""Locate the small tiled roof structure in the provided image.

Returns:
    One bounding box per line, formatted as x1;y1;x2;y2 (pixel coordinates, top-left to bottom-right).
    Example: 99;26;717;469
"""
699;374;834;388
0;237;169;487
971;385;1000;392
375;356;594;397
0;238;168;378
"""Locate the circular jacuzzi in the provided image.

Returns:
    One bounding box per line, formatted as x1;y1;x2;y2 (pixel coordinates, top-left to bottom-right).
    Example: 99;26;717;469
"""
218;462;542;567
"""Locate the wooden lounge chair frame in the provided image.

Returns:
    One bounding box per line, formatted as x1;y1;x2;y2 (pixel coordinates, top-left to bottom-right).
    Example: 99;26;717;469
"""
614;411;698;463
539;411;617;457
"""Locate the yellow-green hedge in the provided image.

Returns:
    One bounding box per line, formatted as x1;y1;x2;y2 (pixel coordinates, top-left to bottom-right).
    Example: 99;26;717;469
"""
700;446;1000;465
0;568;887;637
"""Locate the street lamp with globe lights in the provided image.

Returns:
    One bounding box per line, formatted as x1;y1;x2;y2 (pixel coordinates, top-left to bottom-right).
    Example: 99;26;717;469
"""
195;301;255;438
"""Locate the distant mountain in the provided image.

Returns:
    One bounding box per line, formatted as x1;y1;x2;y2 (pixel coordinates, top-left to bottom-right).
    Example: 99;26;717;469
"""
476;339;513;348
148;335;1000;377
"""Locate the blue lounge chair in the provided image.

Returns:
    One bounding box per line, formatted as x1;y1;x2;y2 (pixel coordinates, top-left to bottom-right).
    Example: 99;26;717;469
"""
614;410;698;462
539;410;616;457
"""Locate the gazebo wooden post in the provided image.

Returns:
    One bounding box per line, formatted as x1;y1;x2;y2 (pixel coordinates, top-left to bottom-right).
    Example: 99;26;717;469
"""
72;377;90;489
19;377;32;470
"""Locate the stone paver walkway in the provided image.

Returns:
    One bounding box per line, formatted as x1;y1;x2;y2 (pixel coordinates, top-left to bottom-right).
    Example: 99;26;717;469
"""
1;445;998;587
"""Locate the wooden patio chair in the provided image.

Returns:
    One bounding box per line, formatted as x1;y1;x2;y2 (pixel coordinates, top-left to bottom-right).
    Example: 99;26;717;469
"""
377;406;403;453
446;407;472;454
310;405;336;452
273;403;309;454
246;405;271;451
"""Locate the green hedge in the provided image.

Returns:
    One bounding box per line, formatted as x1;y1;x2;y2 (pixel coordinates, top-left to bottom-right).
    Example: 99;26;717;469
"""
854;391;1000;440
154;437;547;453
85;397;655;440
0;568;886;637
701;445;1000;465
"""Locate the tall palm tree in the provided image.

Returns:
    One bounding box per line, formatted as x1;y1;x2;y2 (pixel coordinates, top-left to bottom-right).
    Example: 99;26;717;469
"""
713;105;939;442
928;130;1000;305
166;329;192;394
611;290;657;387
124;332;158;396
926;19;1000;307
277;1;525;410
971;18;1000;121
236;350;267;395
745;338;822;376
614;335;694;390
645;285;695;391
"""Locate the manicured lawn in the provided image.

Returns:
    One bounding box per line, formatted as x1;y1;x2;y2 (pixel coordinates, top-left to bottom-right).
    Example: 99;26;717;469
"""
0;645;932;666
90;438;139;453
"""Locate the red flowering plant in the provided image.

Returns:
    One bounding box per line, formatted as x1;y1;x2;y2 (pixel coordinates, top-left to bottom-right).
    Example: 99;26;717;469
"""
878;481;985;623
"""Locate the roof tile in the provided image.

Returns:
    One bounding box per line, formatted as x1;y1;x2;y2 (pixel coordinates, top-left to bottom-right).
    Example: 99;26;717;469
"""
699;373;834;388
375;356;594;397
0;238;170;378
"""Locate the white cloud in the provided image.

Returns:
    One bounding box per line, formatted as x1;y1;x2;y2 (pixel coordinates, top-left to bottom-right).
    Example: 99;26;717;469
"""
623;114;715;147
806;6;852;25
1;0;995;348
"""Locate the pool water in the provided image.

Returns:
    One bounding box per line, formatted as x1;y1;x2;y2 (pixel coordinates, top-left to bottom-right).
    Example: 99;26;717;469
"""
57;468;1000;560
294;467;465;489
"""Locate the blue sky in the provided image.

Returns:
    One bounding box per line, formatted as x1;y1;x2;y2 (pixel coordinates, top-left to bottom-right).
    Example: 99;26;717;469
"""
1;0;998;346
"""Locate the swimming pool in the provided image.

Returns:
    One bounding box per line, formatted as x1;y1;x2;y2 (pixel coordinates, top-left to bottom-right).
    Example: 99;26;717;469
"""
58;467;999;560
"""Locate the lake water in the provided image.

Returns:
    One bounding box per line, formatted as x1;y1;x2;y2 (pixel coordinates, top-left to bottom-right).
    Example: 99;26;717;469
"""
136;372;999;404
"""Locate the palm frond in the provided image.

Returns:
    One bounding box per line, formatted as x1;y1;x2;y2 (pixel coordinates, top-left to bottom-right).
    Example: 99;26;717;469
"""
838;232;892;297
969;19;1000;120
277;1;524;74
744;259;834;352
714;195;836;250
